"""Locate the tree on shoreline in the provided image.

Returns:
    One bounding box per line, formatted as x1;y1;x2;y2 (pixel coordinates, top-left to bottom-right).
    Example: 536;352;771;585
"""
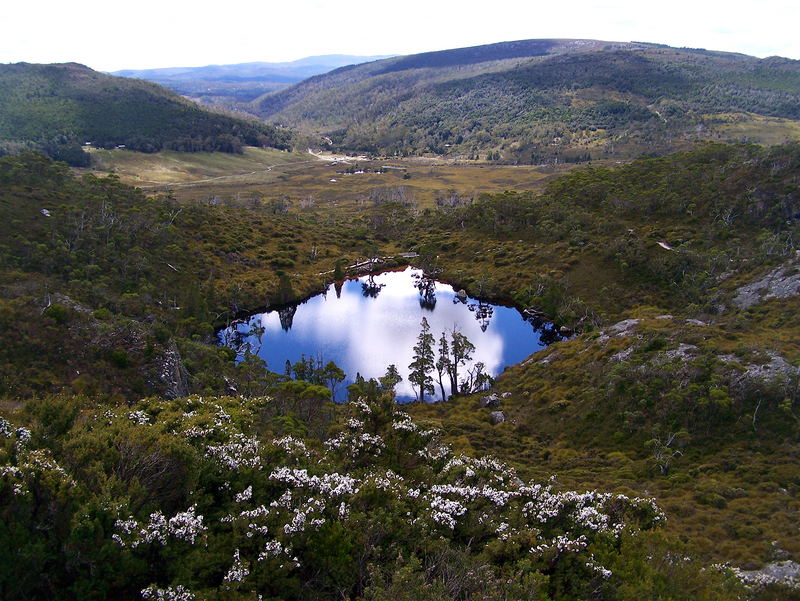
448;328;475;396
435;331;450;401
408;317;435;402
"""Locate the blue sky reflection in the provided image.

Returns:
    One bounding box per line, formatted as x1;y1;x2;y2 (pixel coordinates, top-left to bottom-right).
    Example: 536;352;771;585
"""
221;268;553;401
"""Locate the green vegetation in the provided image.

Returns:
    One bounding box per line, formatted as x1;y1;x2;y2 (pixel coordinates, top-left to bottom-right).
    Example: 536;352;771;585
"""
251;40;800;161
0;63;292;164
1;394;745;601
1;140;799;599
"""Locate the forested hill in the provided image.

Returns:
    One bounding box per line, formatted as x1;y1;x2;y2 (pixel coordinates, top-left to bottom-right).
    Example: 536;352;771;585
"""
0;62;292;164
251;38;800;160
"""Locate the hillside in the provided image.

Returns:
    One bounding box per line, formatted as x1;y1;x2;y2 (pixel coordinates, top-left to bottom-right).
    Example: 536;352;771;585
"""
250;39;800;160
8;145;799;599
112;54;393;104
0;62;292;163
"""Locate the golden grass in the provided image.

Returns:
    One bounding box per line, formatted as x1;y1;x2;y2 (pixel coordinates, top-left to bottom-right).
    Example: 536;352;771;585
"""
83;148;582;208
707;112;800;146
85;147;312;186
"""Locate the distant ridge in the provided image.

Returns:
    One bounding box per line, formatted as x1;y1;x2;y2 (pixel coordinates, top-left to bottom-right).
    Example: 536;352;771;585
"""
112;55;393;104
249;38;800;161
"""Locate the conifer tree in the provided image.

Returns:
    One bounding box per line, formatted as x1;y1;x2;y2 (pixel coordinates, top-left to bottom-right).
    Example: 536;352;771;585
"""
408;317;435;402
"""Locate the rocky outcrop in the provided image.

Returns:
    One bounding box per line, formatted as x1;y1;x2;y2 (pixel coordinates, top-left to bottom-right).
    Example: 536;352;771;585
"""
737;560;800;590
661;343;700;362
158;340;190;399
736;350;800;388
733;256;800;310
609;346;634;362
597;319;640;343
51;293;92;314
489;411;505;425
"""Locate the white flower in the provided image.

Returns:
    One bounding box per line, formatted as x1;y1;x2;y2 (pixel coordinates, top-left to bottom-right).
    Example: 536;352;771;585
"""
206;434;261;470
141;584;195;601
223;549;249;583
235;485;253;503
114;505;205;548
127;411;151;425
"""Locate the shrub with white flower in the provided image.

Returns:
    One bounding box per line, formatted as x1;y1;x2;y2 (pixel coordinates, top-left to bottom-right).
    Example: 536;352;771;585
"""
140;584;195;601
128;410;152;425
114;505;206;548
2;393;695;600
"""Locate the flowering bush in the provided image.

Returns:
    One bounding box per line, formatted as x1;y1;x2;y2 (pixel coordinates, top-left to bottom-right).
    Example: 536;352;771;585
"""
0;395;740;601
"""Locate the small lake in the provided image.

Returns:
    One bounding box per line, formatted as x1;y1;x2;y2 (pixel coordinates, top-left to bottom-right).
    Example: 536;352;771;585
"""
218;267;560;402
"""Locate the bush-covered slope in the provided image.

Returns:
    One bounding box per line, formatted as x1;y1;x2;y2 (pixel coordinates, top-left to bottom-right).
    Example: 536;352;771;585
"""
0;62;292;161
1;145;799;598
1;394;742;601
252;39;800;160
0;151;382;400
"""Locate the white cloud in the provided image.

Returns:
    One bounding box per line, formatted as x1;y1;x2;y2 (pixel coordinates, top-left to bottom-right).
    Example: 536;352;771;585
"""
1;0;798;70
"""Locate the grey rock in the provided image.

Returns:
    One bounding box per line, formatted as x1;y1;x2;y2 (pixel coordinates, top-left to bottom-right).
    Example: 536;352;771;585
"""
501;392;512;399
733;260;800;310
457;289;468;300
739;560;800;589
52;293;92;314
685;319;708;326
480;393;500;408
609;346;634;362
737;351;799;387
530;350;560;366
606;319;640;336
662;343;700;362
489;411;505;425
160;340;190;399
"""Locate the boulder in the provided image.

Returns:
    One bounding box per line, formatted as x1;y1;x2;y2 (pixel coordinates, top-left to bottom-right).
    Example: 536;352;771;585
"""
489;411;505;425
480;393;500;408
456;289;468;300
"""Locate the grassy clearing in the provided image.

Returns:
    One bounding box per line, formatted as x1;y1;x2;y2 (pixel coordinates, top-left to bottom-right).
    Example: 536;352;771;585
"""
86;148;580;207
708;112;800;146
86;146;311;185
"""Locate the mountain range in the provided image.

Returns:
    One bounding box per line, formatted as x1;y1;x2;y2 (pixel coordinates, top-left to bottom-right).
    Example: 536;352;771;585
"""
247;38;800;160
112;54;393;104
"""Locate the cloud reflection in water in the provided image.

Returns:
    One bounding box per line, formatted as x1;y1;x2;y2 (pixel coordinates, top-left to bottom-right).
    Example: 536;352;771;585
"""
224;268;551;401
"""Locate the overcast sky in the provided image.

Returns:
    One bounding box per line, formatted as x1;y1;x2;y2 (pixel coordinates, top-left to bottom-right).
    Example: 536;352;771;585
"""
2;0;798;71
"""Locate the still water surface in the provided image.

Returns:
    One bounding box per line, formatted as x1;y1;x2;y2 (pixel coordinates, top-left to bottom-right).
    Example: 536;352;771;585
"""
218;268;558;401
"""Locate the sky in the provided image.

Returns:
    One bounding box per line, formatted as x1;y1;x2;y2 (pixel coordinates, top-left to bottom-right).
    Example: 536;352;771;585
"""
2;0;798;71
